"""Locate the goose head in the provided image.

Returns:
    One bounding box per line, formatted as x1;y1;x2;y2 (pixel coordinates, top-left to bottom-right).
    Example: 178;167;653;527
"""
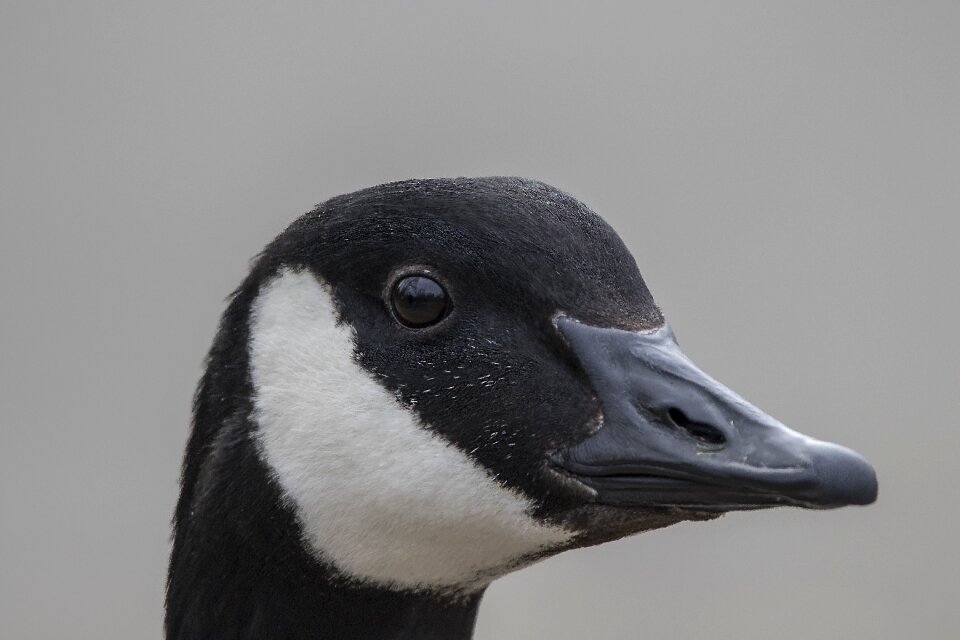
167;177;877;638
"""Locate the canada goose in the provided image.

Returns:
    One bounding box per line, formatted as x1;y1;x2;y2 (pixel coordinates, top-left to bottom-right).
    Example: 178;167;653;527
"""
166;177;877;640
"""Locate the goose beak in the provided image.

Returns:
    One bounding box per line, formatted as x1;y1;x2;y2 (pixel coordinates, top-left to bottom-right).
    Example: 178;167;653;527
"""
551;317;878;511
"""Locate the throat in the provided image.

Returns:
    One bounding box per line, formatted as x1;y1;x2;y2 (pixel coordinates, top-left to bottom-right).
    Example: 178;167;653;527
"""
166;415;485;640
319;587;485;640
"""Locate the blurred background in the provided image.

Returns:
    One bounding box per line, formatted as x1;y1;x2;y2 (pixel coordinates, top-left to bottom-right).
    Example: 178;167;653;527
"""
2;2;957;638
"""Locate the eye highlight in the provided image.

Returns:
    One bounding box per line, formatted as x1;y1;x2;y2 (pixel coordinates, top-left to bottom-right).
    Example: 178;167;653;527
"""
390;275;449;328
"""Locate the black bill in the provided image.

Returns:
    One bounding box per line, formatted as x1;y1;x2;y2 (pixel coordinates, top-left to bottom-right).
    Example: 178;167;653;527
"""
551;317;878;511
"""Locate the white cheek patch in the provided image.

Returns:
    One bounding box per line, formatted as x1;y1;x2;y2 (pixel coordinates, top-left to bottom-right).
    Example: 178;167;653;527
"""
248;268;572;592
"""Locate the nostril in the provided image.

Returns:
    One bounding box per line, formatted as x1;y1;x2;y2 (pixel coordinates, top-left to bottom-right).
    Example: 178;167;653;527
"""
666;408;727;446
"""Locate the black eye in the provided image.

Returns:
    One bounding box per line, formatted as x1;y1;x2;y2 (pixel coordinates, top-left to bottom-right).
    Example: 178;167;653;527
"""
390;275;449;328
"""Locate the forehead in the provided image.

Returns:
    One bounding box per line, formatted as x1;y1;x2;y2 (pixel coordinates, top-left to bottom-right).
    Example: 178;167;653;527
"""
275;177;662;329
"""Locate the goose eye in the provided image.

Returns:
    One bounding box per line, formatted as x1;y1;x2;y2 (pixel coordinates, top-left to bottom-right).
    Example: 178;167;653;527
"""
390;275;448;327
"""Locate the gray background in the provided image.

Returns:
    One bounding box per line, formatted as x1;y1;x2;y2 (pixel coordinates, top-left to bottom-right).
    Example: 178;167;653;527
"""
2;2;957;638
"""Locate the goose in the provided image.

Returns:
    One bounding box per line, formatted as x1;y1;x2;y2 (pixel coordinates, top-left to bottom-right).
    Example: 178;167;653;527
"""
166;177;878;640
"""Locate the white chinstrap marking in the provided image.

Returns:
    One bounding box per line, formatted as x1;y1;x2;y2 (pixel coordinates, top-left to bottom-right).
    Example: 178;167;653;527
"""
248;268;572;591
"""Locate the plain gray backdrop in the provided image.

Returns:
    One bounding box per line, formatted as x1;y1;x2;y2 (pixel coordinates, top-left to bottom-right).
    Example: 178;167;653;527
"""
2;2;957;638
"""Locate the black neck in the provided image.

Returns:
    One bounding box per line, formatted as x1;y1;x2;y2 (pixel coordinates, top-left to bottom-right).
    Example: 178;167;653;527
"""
169;541;482;640
168;564;482;640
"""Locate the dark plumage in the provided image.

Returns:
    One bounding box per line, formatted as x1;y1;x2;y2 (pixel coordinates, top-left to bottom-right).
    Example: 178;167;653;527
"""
167;177;876;640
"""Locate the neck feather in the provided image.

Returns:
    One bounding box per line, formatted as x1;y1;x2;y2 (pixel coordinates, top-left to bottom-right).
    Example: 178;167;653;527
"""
168;283;484;640
166;409;484;640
